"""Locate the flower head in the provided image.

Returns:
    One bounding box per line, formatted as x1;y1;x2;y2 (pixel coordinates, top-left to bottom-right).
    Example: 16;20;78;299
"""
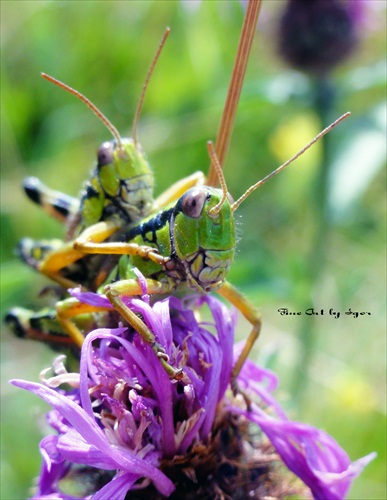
277;0;363;75
12;293;375;499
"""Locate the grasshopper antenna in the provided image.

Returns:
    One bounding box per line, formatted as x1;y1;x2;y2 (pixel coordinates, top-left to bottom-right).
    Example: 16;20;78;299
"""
132;27;171;147
231;112;351;213
41;73;123;149
207;141;229;216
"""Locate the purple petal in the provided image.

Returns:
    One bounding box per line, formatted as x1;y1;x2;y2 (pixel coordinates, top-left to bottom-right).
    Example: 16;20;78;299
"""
201;295;235;395
69;288;134;309
237;357;288;420
37;436;68;497
193;330;223;439
91;471;140;500
11;379;109;448
132;298;173;352
39;435;62;468
79;329;176;458
11;379;174;496
57;430;118;470
133;267;150;302
33;493;82;500
69;288;112;308
231;358;376;500
250;412;376;500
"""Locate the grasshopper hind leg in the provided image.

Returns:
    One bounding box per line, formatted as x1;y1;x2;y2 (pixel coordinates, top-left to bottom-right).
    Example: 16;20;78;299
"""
17;237;65;271
23;177;79;223
17;237;91;290
4;306;78;350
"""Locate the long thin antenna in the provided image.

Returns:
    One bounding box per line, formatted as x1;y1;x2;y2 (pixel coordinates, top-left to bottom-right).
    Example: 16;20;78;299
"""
41;73;123;148
231;112;351;213
207;141;229;216
132;27;171;147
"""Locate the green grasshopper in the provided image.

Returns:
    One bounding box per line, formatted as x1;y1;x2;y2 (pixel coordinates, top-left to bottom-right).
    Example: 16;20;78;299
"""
52;113;350;381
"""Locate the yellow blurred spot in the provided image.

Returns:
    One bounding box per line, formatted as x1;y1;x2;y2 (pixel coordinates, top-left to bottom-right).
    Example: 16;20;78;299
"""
268;113;322;172
332;371;377;414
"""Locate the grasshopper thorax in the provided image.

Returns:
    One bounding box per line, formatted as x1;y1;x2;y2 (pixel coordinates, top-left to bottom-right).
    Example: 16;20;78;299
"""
172;186;236;293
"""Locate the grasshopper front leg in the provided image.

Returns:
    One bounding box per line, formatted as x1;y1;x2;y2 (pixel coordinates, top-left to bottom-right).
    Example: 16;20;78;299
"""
105;280;183;380
73;239;169;268
55;273;165;348
33;219;164;289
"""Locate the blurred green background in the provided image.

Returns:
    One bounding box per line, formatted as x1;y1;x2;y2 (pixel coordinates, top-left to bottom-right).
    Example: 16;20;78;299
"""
1;1;385;499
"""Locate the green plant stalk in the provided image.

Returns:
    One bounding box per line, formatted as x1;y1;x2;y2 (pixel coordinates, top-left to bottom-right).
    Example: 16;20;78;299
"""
293;77;336;406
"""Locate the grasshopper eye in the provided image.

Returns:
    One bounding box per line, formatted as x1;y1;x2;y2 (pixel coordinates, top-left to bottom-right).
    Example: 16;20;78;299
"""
178;188;208;219
97;141;114;167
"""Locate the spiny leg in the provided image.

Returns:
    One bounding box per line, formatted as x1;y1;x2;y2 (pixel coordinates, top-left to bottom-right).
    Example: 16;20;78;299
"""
217;281;262;400
105;279;184;380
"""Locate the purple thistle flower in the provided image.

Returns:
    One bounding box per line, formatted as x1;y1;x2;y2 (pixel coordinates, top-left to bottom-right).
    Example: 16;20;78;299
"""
11;292;375;499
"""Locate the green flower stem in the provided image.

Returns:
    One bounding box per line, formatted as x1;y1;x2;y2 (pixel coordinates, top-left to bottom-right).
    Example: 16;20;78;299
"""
293;77;336;406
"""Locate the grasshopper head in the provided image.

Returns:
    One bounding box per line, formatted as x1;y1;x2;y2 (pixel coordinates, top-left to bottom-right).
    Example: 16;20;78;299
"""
172;186;236;293
96;137;154;222
79;137;154;230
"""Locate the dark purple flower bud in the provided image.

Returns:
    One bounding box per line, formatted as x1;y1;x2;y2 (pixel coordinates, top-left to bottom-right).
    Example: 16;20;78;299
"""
278;0;361;74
